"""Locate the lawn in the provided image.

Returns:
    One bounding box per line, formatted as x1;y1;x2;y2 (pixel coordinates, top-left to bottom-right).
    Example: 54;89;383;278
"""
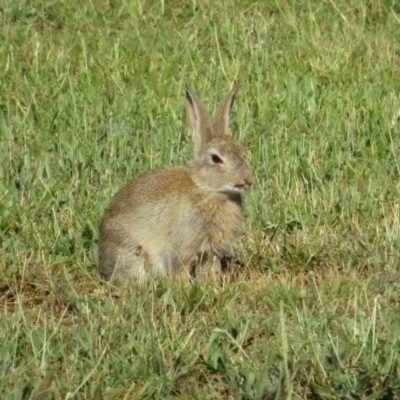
1;0;400;398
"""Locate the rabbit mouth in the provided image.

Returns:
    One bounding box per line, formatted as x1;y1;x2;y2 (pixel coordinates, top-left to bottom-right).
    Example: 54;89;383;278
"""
233;182;251;192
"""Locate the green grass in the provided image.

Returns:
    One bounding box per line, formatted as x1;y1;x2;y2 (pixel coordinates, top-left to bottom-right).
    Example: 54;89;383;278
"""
1;0;400;398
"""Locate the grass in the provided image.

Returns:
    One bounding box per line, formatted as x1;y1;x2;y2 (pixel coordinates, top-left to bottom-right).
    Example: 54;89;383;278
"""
1;0;400;398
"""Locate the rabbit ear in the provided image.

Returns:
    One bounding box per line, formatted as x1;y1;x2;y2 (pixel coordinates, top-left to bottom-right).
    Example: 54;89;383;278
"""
212;83;239;137
185;84;213;156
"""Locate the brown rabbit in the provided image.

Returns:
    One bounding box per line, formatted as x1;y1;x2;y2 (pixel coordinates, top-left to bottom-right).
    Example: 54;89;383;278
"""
97;84;252;284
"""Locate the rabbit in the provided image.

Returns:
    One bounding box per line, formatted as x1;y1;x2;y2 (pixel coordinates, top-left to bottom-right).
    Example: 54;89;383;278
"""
97;84;252;284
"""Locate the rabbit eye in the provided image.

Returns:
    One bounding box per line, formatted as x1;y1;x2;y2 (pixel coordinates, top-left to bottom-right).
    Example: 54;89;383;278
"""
211;154;223;164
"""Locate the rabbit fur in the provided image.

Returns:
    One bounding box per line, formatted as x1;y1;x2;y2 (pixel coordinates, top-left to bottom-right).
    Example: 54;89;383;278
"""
97;84;252;284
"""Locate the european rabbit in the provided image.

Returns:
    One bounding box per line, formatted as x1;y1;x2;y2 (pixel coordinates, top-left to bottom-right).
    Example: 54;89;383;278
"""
97;84;252;284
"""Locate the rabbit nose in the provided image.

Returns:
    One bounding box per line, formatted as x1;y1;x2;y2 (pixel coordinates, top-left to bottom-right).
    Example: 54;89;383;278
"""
243;171;252;186
239;171;252;190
